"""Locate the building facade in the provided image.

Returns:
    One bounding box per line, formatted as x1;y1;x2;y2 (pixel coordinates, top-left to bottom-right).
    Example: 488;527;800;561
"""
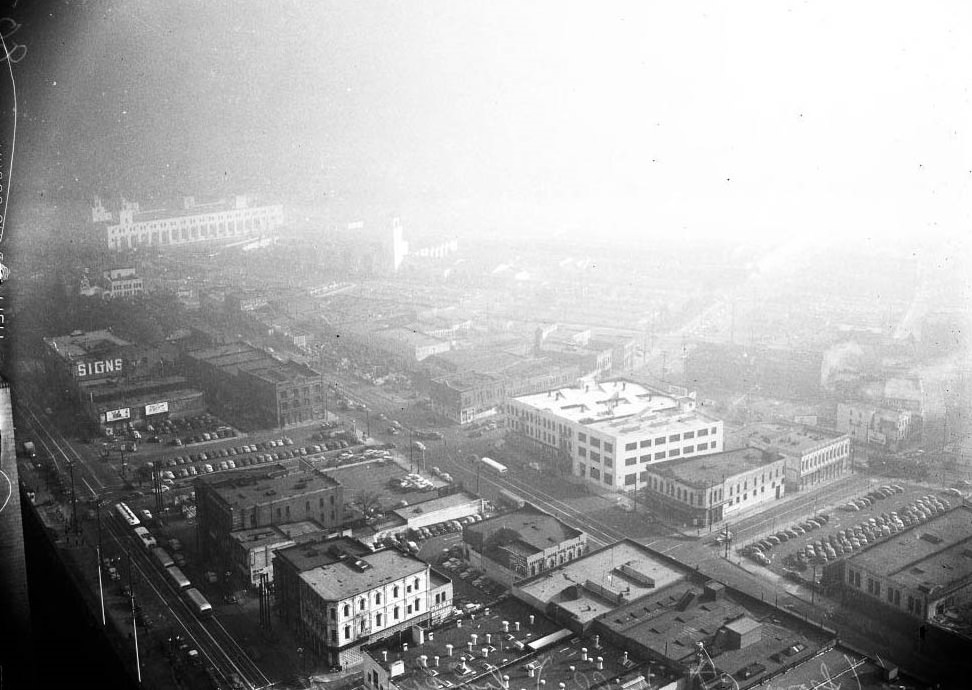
101;267;144;298
640;448;787;527
94;195;284;251
195;468;344;572
182;342;324;428
507;380;724;492
836;402;918;450
743;423;851;493
463;504;588;583
274;538;452;668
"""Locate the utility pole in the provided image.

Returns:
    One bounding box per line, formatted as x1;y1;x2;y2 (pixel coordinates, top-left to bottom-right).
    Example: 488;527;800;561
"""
131;592;142;685
96;502;105;626
66;459;79;535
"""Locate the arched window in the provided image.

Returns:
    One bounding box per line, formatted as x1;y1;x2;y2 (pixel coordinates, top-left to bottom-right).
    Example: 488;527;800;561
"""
343;604;350;617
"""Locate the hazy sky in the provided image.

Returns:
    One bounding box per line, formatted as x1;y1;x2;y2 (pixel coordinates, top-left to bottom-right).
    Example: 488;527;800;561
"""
10;0;972;245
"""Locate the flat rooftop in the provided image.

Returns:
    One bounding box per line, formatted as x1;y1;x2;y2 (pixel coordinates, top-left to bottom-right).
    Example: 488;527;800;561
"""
274;536;373;574
513;380;714;436
646;448;784;489
741;422;845;455
600;581;829;682
467;505;583;555
45;330;131;360
850;504;972;593
375;327;449;349
229;520;325;551
197;467;339;511
365;601;665;690
187;342;319;382
300;548;426;601
515;540;686;626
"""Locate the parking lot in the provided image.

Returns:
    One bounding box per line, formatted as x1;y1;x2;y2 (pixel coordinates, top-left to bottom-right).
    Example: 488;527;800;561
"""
738;481;961;580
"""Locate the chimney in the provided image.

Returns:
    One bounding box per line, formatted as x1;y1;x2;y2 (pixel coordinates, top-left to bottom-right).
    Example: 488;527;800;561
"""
515;621;521;631
482;647;489;659
457;619;462;628
622;652;628;665
503;676;510;689
468;641;474;653
414;628;425;645
594;634;600;647
528;667;535;678
569;666;576;673
596;657;604;670
428;632;434;642
402;643;408;654
581;648;588;661
445;644;454;657
502;621;509;633
418;655;428;668
485;608;490;616
486;634;492;645
471;634;478;646
434;656;440;667
382;651;388;662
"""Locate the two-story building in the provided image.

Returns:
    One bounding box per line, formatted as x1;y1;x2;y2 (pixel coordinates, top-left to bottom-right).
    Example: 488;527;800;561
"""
836;402;918;451
640;447;787;527
742;423;851;493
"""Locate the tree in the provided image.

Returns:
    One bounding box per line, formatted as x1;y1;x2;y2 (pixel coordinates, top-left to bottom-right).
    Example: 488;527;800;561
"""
352;491;383;517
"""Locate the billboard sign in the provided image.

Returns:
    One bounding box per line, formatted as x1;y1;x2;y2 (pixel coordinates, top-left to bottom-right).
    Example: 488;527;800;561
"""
105;408;131;423
145;402;169;416
76;358;124;378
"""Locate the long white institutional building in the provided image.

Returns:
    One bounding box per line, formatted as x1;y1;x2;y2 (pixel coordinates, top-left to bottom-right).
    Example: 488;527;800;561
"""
507;379;724;491
92;195;284;251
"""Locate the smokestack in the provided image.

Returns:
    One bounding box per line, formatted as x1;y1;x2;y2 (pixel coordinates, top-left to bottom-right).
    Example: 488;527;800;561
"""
596;657;603;670
445;644;453;657
529;615;535;626
434;656;439;667
622;652;628;665
471;634;478;646
594;634;600;647
382;651;388;662
502;621;509;632
581;648;588;661
486;634;492;645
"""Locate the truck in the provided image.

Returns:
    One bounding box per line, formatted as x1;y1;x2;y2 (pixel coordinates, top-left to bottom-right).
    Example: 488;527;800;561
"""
23;441;36;458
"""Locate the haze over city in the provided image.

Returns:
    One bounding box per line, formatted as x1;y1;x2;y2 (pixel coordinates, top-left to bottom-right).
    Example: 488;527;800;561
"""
1;2;971;690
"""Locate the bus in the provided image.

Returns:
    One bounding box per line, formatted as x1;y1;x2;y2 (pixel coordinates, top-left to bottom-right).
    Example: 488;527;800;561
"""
134;526;157;549
480;457;508;475
115;502;141;527
184;587;213;617
152;547;174;569
166;565;191;590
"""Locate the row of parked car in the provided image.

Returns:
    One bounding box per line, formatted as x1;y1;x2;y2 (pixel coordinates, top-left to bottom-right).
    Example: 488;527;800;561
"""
839;484;904;511
742;513;832;566
441;561;505;597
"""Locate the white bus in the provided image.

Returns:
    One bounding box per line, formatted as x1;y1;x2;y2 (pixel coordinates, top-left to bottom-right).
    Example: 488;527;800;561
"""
185;587;213;617
115;502;141;528
480;457;508;475
166;565;191;590
134;526;157;549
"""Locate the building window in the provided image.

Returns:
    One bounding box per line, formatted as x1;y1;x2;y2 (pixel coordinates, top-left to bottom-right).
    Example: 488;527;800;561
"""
624;474;636;486
625;442;637;451
394;606;400;620
684;430;695;439
669;448;680;457
590;451;600;462
625;457;638;466
344;625;351;640
640;439;651;448
669;434;680;442
393;586;400;597
603;473;613;485
698;442;708;451
641;454;651;463
360;598;366;611
343;604;350;617
376;613;383;627
698;428;709;437
684;445;694;454
578;432;586;442
414;577;421;589
590;468;601;480
590;437;600;448
415;598;421;611
655;451;665;460
407;604;413;615
578;447;587;458
329;608;336;620
604;456;613;468
604;442;613;453
375;593;382;605
655;436;666;445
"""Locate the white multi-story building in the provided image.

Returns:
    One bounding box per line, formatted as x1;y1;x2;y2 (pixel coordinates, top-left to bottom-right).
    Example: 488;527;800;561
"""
276;543;452;668
742;423;852;492
836;402;918;450
506;379;724;492
93;195;284;251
